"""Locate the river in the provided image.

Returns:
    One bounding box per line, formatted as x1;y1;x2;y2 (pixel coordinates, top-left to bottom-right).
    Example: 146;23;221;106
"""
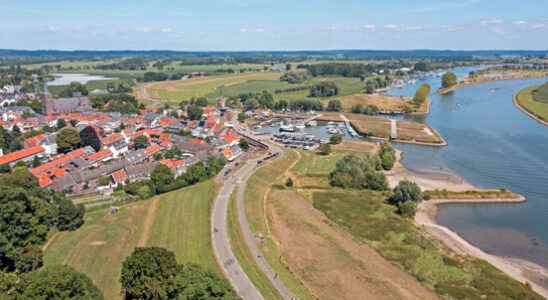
388;67;548;268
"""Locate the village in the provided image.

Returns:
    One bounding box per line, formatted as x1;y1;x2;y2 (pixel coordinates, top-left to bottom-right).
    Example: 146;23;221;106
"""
0;83;246;197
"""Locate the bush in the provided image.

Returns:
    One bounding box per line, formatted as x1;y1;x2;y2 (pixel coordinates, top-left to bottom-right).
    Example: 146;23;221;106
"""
286;177;294;188
441;72;457;88
329;134;343;145
378;142;396;171
318;143;332;155
397;201;417;218
413;83;431;105
329;154;388;191
388;180;422;206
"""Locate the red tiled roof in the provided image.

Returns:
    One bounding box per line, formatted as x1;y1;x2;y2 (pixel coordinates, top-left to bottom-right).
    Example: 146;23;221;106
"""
159;117;177;127
189;138;205;145
85;149;112;162
37;172;53;188
0;145;45;166
111;169;128;184
24;134;46;148
144;144;163;156
160;159;185;172
31;148;88;176
101;133;124;146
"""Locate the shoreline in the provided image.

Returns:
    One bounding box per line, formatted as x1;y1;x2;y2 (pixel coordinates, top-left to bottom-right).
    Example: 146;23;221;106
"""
513;90;548;127
387;150;548;298
437;73;548;95
416;200;548;299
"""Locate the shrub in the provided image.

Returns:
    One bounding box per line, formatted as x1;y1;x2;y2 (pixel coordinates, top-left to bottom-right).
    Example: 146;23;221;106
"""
310;81;339;97
329;154;388;191
286;178;294;188
329;134;343;145
397;201;417;218
388;180;422;205
378;142;396;171
318;143;332;155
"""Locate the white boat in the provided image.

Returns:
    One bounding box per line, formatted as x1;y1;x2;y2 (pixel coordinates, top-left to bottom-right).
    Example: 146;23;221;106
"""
295;122;306;130
327;121;335;126
279;124;295;132
327;128;339;135
306;120;317;127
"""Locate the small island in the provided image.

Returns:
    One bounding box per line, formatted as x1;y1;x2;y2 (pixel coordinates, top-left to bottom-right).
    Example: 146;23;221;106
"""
515;83;548;126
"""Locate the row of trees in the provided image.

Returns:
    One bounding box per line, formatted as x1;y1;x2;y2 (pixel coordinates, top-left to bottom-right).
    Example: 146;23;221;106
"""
351;104;379;115
365;76;392;94
280;71;310;84
123;156;227;199
90;93;142;114
309;81;339;97
300;63;378;78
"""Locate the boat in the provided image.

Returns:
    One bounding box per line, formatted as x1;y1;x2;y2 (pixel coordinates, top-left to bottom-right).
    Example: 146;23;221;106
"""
295;122;306;130
306;120;317;127
279;124;296;132
327;128;339;135
327;121;335;126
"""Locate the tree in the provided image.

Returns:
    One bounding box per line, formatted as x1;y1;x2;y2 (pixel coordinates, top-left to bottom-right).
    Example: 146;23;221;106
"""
56;128;81;153
329;134;343;145
285;63;292;71
329;154;388;191
319;143;332;155
79;126;102;152
31;156;42;168
187;105;203;120
378;142;396;171
56;118;67;129
120;247;179;299
441;72;458;89
121;247;237;300
351;104;363;113
239;139;249;151
365;80;377;94
310;81;339;97
14;245;43;273
134;135;149;150
388;180;422;206
326;99;342;112
413;83;431;105
413;61;431;72
286;177;294;188
57;198;85;231
237;112;247;123
151;164;174;193
19;266;103;299
397;201;417;218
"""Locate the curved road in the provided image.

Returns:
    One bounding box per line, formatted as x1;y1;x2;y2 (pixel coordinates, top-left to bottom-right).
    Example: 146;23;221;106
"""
211;136;296;300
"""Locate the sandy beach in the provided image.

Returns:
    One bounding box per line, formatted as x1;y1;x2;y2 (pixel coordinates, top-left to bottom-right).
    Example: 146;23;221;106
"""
386;151;548;298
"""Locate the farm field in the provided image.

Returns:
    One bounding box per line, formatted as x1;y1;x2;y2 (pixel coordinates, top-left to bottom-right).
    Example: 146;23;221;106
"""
43;181;218;299
143;72;281;103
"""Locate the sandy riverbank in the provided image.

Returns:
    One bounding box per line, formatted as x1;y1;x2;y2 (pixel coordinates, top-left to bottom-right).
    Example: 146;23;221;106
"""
386;150;548;298
417;200;548;298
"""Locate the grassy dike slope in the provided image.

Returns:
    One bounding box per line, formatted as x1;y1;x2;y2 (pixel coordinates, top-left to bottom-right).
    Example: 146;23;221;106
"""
242;150;316;300
291;150;542;299
516;84;548;125
44;181;218;299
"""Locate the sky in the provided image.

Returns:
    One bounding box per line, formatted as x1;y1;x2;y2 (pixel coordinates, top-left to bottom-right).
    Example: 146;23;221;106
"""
1;0;547;51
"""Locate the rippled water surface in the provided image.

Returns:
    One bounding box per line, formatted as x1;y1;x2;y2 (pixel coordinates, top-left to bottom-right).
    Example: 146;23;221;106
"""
389;68;548;267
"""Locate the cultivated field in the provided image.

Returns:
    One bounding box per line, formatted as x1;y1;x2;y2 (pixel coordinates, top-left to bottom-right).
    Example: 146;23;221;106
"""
143;72;281;103
43;181;218;299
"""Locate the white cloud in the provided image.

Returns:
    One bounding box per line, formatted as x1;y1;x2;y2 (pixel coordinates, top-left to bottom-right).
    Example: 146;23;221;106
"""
384;24;399;30
363;24;376;30
480;18;504;26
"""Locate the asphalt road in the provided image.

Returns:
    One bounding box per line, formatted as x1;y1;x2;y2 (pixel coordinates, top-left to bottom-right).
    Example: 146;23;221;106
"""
211;130;296;300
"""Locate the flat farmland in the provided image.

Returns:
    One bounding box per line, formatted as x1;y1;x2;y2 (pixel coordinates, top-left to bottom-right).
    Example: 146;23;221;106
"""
143;72;281;103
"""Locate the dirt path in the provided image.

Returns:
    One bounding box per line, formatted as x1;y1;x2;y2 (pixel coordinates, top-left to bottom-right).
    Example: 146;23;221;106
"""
138;197;160;247
42;232;61;252
268;188;439;300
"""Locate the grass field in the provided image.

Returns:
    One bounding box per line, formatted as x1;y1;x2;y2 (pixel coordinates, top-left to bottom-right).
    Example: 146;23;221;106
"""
516;85;548;123
43;181;218;299
313;190;541;300
144;72;281;103
243;150;315;300
228;188;283;300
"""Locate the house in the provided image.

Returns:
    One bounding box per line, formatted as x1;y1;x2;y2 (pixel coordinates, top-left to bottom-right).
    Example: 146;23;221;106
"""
101;133;128;158
44;96;93;115
85;149;113;167
144;144;163;157
24;134;58;156
125;161;159;182
0;145;45;167
111;169;128;187
31;147;95;188
160;159;186;177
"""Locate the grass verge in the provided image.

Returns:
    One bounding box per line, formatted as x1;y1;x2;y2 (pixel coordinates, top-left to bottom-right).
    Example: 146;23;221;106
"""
516;85;548;124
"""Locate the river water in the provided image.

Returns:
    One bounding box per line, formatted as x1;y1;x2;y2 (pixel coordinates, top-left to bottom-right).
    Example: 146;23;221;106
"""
388;67;548;268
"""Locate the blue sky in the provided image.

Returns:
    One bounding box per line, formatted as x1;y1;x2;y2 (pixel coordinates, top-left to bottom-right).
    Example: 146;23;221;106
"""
1;0;547;50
